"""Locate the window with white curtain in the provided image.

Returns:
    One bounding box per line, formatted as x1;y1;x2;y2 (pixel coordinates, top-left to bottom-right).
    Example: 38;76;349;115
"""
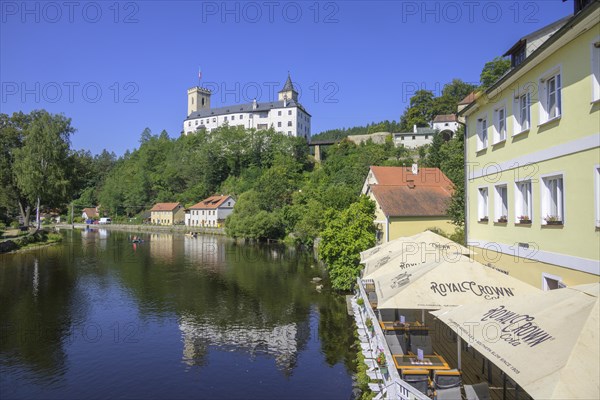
515;181;532;222
542;175;564;224
478;187;488;221
495;185;508;222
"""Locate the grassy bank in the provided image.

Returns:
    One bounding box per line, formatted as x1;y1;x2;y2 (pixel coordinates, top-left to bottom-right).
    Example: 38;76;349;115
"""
0;230;63;254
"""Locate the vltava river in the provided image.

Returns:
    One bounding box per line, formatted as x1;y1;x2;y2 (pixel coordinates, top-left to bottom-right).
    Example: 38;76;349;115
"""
0;229;355;399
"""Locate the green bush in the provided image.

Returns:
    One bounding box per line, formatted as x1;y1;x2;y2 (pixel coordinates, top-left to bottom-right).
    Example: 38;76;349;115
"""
47;233;62;242
319;196;376;291
10;221;19;228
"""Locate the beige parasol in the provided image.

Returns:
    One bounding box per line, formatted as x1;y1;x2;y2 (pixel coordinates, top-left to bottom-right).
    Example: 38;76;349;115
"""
431;284;600;399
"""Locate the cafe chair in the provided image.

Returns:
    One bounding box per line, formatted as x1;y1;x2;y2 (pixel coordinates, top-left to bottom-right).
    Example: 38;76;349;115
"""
435;386;462;400
433;369;462;399
401;369;430;395
464;382;491;400
384;332;406;355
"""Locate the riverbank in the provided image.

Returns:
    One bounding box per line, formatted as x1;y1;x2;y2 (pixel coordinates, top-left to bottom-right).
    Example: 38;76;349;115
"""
56;223;226;235
0;230;62;254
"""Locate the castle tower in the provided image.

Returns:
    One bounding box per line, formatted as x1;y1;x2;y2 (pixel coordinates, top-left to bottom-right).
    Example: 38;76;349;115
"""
187;86;211;117
278;73;298;102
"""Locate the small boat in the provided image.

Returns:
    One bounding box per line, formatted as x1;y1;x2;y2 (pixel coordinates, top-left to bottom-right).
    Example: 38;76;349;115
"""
185;232;198;238
131;239;144;243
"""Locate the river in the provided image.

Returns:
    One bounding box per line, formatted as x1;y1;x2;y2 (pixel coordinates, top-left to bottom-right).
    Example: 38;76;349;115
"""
0;229;356;399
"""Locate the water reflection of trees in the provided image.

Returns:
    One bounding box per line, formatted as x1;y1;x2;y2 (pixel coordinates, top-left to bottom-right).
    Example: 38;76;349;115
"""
0;231;356;382
0;246;84;379
116;234;355;374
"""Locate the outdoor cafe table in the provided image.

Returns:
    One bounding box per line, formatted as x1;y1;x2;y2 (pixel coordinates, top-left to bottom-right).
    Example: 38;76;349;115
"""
379;321;430;333
393;354;450;371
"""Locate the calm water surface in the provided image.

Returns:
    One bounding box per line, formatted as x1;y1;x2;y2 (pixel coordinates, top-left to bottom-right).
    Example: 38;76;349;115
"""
0;229;356;399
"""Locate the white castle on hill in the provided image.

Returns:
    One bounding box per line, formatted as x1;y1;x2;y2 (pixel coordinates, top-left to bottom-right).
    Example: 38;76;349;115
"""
183;74;311;140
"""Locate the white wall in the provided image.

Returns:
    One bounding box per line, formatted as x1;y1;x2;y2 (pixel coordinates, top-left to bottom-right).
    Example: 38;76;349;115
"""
183;106;310;140
432;121;459;133
186;198;236;227
393;133;433;149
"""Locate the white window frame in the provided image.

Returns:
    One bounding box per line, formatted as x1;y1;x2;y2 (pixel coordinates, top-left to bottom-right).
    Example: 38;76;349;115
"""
493;104;507;144
494;184;508;222
514;180;532;223
478;187;489;221
476;114;488;151
538;65;562;125
541;173;565;225
592;36;600;103
513;88;531;135
594;165;600;228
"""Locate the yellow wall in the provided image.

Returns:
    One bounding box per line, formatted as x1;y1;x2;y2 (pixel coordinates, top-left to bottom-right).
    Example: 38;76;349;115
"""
468;148;600;260
470;247;599;289
465;19;600;281
389;217;454;241
151;208;184;225
369;191;454;242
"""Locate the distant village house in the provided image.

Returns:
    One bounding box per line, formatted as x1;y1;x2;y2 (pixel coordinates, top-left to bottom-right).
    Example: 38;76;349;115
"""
150;203;185;225
185;195;236;228
82;207;99;220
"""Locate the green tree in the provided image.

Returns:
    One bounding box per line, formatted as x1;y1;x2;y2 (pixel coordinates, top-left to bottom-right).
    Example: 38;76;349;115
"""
11;111;75;228
480;56;511;90
0;112;29;223
438;127;465;228
225;190;284;240
433;79;477;115
319;196;376;291
400;90;435;131
422;132;445;168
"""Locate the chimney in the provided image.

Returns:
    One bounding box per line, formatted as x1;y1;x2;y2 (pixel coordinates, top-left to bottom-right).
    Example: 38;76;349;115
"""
252;99;257;110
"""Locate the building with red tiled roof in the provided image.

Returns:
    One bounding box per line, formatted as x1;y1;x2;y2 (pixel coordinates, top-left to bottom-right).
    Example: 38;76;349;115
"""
185;195;235;228
150;202;184;225
458;92;477;106
81;207;98;220
362;165;454;243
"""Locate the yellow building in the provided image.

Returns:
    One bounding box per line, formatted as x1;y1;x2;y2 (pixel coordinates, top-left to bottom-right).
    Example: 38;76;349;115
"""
460;1;600;289
362;166;455;243
150;202;185;225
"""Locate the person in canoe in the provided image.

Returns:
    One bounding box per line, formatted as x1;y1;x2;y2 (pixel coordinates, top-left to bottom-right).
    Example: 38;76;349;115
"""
131;235;143;243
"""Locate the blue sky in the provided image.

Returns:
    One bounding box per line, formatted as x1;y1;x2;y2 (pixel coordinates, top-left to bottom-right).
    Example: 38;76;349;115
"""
1;1;572;155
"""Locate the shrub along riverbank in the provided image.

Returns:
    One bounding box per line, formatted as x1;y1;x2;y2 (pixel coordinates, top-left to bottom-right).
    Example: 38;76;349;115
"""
0;229;62;254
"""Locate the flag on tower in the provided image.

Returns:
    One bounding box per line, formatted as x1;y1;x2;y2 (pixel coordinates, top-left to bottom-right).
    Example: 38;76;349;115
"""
198;67;202;80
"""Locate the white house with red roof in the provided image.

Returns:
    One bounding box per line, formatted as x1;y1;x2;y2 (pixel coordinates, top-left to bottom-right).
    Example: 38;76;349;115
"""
81;207;99;220
362;165;454;243
185;195;236;228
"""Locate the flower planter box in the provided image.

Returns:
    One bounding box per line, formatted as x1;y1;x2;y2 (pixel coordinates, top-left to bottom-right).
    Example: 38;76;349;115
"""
479;218;489;222
497;219;508;223
546;221;563;226
379;366;388;376
519;219;532;224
